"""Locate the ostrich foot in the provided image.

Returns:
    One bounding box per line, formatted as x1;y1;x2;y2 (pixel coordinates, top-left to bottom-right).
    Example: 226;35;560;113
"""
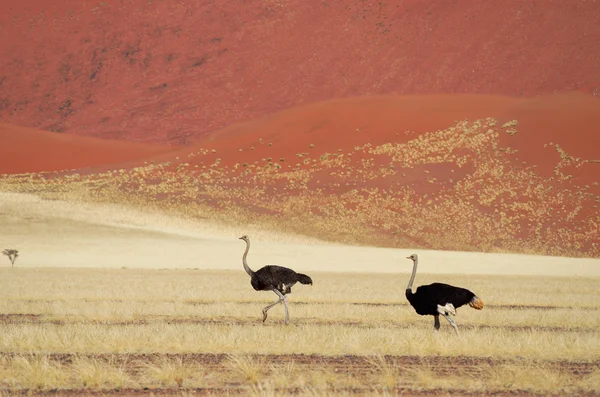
262;310;268;322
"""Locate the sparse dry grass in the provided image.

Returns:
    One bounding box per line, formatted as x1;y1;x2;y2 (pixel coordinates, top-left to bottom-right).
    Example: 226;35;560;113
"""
71;356;130;389
0;268;599;395
227;354;267;385
140;356;201;388
5;323;599;359
0;355;69;390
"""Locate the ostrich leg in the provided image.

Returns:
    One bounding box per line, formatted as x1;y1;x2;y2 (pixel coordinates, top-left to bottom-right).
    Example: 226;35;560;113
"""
262;289;285;323
441;313;460;336
434;314;440;331
282;294;289;325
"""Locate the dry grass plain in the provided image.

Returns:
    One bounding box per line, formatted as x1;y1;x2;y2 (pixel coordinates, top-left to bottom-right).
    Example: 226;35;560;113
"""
1;266;600;396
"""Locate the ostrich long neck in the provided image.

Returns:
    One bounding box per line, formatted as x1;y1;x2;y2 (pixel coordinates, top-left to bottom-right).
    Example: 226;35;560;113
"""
406;257;418;292
242;239;255;277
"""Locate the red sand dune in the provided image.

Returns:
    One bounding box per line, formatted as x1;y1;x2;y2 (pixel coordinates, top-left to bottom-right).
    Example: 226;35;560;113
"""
0;123;175;174
116;92;597;256
1;0;599;144
3;92;598;256
151;92;600;188
147;93;520;169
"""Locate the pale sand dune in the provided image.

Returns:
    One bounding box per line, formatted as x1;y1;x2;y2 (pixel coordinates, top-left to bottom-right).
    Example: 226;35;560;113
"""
1;192;599;276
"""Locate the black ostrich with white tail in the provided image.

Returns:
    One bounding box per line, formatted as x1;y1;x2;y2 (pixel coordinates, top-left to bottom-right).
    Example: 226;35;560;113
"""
405;254;483;335
239;235;313;325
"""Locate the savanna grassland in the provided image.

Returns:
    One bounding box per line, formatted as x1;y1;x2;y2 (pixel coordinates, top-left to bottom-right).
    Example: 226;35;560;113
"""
1;268;599;396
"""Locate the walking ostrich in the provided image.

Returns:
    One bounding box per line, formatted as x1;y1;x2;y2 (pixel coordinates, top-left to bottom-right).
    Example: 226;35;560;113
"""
405;254;483;336
239;235;313;325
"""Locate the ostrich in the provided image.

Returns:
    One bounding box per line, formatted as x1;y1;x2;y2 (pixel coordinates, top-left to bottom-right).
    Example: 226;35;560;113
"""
405;254;483;336
239;235;313;325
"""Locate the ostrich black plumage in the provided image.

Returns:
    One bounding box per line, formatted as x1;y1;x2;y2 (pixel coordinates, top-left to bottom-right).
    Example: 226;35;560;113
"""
239;235;313;325
405;254;483;336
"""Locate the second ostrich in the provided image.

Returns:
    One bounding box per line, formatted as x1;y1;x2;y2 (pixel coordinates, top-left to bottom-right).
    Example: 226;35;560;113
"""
405;254;483;336
239;235;313;325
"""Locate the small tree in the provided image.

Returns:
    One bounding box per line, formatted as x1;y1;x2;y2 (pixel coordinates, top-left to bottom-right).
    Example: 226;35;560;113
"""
2;249;18;268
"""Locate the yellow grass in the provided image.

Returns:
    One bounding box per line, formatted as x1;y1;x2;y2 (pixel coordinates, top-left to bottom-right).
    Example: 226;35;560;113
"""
1;267;599;395
140;356;201;388
4;322;599;359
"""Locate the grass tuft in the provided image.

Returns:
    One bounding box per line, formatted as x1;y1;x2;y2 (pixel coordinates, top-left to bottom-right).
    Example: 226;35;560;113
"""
366;355;398;389
226;354;266;385
141;356;198;387
6;355;69;390
72;356;130;389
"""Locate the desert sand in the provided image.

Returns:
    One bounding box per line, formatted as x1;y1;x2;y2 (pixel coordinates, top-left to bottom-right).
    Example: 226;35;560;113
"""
2;1;599;144
2;192;598;277
0;123;176;174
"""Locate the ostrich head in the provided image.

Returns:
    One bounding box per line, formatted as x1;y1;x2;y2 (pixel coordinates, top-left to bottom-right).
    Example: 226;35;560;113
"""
406;254;418;261
239;235;249;241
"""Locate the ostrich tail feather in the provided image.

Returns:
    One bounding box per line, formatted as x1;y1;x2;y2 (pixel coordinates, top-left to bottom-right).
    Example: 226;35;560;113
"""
296;273;313;285
469;296;484;310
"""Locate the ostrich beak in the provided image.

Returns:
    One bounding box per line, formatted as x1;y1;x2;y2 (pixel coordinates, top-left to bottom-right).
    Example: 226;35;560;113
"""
406;256;412;259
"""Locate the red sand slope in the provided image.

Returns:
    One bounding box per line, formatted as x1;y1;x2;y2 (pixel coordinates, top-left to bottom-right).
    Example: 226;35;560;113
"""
62;92;596;257
1;0;599;143
150;92;600;187
4;92;598;256
0;123;175;174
